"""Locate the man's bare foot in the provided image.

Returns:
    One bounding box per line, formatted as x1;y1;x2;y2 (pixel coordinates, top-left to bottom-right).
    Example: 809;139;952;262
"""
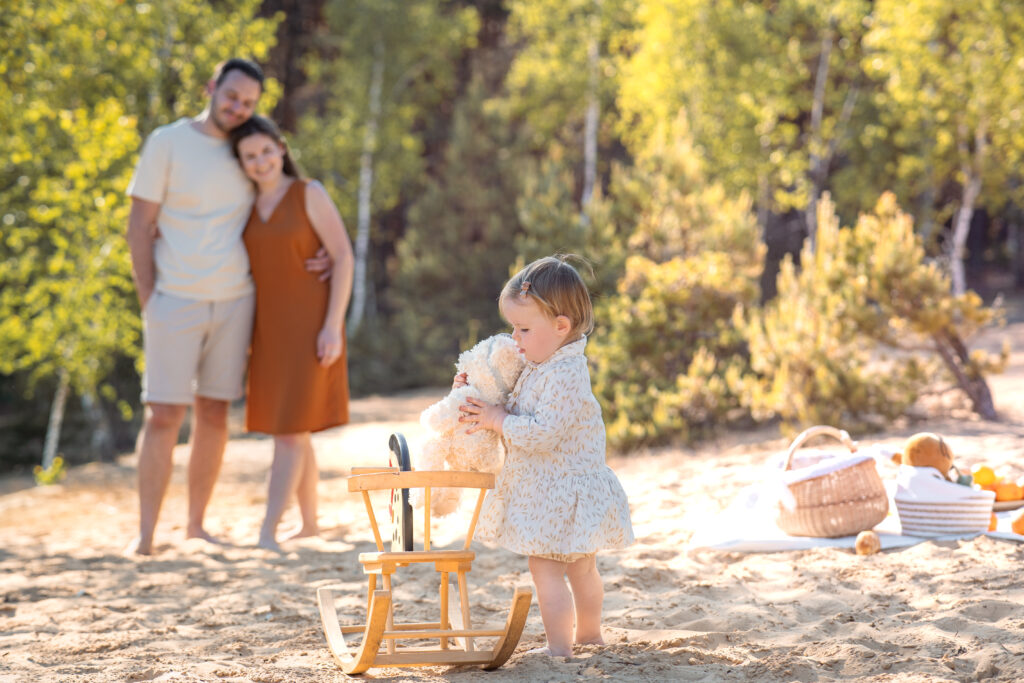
282;525;319;542
575;638;605;646
124;535;153;556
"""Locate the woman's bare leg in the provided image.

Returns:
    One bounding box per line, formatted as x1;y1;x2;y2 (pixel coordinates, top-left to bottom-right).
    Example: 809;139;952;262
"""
284;438;319;540
258;433;310;550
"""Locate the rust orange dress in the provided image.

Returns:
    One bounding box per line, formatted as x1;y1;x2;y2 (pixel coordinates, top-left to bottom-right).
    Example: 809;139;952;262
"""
242;179;349;434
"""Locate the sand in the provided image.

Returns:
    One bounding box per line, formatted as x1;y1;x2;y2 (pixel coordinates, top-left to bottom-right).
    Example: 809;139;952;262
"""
2;322;1023;682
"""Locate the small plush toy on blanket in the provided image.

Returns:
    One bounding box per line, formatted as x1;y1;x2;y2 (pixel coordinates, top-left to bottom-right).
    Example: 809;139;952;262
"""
890;432;955;481
412;334;525;515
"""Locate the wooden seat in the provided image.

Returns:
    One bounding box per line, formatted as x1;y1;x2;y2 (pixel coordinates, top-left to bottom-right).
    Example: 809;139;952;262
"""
317;436;532;674
358;550;476;575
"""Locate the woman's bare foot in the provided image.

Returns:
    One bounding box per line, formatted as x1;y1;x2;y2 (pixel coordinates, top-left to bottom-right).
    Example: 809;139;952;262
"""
282;525;319;542
257;535;282;552
124;535;153;556
575;637;605;646
185;526;226;545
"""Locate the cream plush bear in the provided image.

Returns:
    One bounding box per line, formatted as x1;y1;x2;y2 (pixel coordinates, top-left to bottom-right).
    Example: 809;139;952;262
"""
412;333;526;515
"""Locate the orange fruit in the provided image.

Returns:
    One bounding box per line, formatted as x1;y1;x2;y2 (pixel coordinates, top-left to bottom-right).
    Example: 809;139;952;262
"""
1012;511;1024;536
989;513;998;531
971;465;997;486
993;482;1024;502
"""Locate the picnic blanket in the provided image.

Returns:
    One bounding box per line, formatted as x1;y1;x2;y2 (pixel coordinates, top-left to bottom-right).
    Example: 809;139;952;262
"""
687;446;1024;554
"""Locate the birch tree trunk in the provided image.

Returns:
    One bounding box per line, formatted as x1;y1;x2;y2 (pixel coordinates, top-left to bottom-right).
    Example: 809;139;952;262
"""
805;28;834;252
348;43;385;335
950;121;986;296
580;2;601;220
950;176;980;296
42;368;70;470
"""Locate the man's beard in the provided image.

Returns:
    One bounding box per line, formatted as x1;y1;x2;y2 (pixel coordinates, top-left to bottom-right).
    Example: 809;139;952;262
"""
210;108;236;133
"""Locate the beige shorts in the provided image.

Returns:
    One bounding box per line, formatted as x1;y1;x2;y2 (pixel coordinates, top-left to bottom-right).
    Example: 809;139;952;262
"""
141;291;254;405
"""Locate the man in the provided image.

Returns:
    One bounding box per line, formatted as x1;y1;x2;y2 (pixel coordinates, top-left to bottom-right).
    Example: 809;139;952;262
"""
125;58;265;555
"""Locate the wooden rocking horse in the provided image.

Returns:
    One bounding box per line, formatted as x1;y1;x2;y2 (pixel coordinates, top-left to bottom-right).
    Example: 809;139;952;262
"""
317;434;532;674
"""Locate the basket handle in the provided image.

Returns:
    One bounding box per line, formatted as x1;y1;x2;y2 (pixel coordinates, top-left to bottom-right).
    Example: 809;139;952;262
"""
782;425;857;471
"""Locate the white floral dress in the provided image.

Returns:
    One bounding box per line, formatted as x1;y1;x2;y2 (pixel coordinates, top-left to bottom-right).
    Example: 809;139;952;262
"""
476;337;634;557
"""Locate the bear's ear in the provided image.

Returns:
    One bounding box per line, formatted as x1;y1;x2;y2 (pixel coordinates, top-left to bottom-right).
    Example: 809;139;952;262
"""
938;436;953;462
490;334;512;358
891;452;903;465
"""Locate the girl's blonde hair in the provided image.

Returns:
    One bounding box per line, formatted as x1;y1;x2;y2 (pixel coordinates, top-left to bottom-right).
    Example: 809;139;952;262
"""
500;255;594;339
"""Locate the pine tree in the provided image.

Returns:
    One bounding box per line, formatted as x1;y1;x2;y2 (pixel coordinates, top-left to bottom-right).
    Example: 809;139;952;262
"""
742;193;1005;432
388;77;523;386
589;117;764;448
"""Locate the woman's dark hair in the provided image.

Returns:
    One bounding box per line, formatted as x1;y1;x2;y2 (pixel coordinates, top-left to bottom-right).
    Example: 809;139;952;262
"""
214;58;265;90
230;114;302;179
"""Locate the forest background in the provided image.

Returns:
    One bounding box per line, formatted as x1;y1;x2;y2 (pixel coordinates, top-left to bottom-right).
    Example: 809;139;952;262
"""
2;0;1022;475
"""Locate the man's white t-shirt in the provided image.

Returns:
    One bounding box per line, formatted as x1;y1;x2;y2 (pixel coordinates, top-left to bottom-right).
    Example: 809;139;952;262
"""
127;118;255;301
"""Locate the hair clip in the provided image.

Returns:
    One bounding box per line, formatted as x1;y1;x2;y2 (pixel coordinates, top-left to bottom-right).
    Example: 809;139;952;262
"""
519;281;531;297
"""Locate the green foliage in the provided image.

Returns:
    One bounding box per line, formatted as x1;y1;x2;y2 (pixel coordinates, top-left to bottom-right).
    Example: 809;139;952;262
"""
294;0;479;392
589;119;764;449
619;0;873;215
501;0;636;153
511;154;626;290
863;0;1024;227
742;193;1006;432
3;1;1019;470
295;0;477;242
388;77;523;386
0;99;138;396
0;1;279;467
514;153;631;302
33;456;67;486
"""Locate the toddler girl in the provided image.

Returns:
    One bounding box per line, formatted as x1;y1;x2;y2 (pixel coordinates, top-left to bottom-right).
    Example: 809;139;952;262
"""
458;255;634;657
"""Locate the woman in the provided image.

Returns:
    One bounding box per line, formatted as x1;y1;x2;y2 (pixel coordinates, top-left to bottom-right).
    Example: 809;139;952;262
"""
231;115;354;551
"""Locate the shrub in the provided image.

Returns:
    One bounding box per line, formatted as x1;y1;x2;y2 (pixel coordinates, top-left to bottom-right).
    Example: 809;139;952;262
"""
741;193;1006;432
590;117;764;449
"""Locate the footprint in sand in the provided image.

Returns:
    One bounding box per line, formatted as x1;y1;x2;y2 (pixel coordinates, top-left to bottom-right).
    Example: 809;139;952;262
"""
958;599;1018;622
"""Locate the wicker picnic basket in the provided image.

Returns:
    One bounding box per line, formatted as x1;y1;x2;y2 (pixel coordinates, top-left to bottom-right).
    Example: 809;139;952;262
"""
775;426;889;538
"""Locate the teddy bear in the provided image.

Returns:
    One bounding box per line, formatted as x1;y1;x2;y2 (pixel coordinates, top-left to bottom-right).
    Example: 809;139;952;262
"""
890;432;955;481
411;333;526;515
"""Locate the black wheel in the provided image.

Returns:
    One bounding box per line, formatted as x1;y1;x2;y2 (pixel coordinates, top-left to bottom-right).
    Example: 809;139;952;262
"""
388;433;413;552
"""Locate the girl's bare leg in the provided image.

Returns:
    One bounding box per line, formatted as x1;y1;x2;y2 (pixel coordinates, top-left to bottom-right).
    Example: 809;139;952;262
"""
566;554;605;645
258;433;310;550
284;438;319;540
528;556;574;656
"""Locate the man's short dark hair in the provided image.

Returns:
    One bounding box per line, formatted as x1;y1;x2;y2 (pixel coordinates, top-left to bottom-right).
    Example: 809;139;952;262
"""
213;58;265;90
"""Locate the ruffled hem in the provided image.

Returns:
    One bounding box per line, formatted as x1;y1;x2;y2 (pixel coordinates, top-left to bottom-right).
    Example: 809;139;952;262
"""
476;467;635;556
